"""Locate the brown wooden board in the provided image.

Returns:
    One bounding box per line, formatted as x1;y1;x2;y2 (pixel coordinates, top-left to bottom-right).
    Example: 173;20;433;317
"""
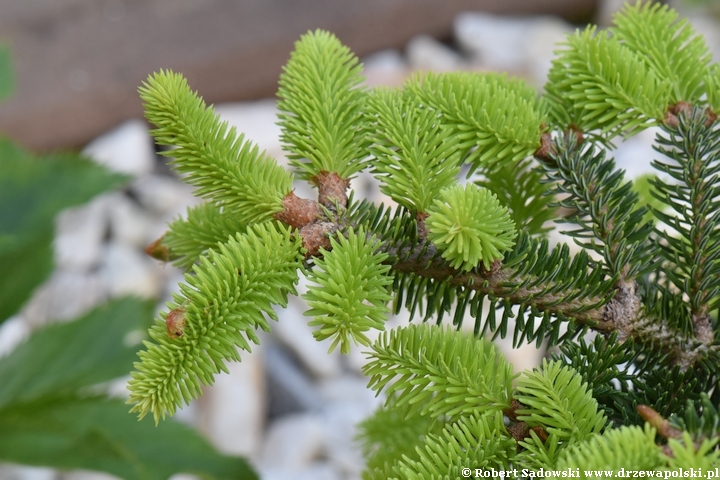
0;0;596;151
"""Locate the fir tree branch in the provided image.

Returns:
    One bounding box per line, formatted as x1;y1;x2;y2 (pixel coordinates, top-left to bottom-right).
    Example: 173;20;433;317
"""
385;237;612;330
404;71;545;172
543;26;671;137
651;109;720;346
277;29;368;183
366;88;460;213
128;223;303;423
611;1;712;104
140;70;293;224
537;135;658;285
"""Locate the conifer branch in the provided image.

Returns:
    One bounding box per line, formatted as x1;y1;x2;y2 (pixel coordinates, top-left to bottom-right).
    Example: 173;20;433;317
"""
128;223;303;422
611;1;712;104
277;29;367;183
651;109;719;346
140;70;293;224
405;71;545;172
544;26;671;137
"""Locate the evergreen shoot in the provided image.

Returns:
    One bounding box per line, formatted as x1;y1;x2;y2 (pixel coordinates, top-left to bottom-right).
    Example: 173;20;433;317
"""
130;1;720;473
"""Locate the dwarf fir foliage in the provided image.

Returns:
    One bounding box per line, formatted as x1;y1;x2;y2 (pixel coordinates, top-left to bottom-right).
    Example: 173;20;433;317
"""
130;3;720;473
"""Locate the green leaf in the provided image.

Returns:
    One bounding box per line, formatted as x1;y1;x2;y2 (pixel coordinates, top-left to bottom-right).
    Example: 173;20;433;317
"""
0;230;54;327
0;44;13;101
0;395;257;480
0;298;154;409
0;139;127;323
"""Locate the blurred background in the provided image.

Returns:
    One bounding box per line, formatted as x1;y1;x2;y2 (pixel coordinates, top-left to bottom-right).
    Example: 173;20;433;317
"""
1;0;719;479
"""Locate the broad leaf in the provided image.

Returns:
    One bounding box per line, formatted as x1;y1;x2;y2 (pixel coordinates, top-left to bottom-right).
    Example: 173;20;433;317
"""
0;139;127;322
0;298;153;409
0;395;257;480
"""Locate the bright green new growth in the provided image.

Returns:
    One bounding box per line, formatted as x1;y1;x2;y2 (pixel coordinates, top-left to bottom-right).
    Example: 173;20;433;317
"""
277;29;367;180
426;183;517;271
514;360;607;468
611;1;712;104
140;70;293;223
708;65;720;112
545;26;670;136
555;425;663;471
303;227;393;354
363;324;516;419
128;223;302;423
164;202;247;269
128;2;720;473
367;88;460;212
405;71;545;171
667;433;720;469
391;411;515;480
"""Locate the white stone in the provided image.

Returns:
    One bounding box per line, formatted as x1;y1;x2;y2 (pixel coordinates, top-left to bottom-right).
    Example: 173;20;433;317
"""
272;295;342;379
106;193;156;248
99;242;162;299
455;13;535;72
264;339;325;415
317;377;384;479
318;376;383;419
215;100;286;166
21;270;109;328
0;464;58;480
361;49;410;88
406;34;464;72
60;471;119;480
321;401;370;478
524;17;572;87
454;13;571;85
258;462;340;480
130;174;195;217
196;347;265;458
612;127;662;179
259;413;326;469
0;316;30;358
82;119;155;176
596;0;630;26
54;195;110;271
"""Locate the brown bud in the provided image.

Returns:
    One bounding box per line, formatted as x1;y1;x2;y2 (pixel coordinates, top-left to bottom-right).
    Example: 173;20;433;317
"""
274;191;322;229
146;236;170;262
299;222;335;257
664;111;680;129
637;404;683;439
534;132;557;163
564;125;585;145
315;171;350;208
704;107;718;127
165;307;187;339
416;211;429;240
669;101;693;118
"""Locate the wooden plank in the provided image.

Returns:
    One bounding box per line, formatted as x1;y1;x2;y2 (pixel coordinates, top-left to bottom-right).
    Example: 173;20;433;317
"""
0;0;596;151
